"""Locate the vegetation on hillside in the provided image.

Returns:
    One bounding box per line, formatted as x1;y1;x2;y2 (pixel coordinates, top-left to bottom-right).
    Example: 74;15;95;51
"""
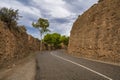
0;7;20;29
0;7;27;34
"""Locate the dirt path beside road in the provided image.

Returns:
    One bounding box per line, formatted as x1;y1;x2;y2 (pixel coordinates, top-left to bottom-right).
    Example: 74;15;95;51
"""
0;54;36;80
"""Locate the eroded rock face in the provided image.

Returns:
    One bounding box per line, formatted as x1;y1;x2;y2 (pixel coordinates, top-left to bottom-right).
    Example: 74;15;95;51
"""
0;21;40;68
68;0;120;62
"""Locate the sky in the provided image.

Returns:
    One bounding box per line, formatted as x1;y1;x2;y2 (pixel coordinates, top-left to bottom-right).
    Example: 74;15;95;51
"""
0;0;98;39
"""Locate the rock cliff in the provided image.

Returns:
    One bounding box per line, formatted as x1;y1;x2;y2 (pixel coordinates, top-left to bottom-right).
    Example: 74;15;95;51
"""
68;0;120;63
0;21;40;68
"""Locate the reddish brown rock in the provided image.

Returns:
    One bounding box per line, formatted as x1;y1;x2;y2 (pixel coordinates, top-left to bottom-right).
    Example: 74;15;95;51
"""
0;21;40;68
68;0;120;63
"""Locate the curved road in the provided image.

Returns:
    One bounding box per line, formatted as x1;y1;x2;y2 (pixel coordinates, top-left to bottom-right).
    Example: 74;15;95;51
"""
35;50;120;80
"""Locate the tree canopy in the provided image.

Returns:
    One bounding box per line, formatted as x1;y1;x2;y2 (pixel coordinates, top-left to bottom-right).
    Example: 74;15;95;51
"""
32;18;50;37
32;18;49;30
44;33;69;49
44;33;61;48
60;35;69;46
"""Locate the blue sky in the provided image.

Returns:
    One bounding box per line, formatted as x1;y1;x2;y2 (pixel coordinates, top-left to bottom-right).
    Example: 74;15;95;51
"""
0;0;98;39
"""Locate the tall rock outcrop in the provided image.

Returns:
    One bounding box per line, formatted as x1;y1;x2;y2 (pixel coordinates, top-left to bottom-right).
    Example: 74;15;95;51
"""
68;0;120;63
0;21;40;68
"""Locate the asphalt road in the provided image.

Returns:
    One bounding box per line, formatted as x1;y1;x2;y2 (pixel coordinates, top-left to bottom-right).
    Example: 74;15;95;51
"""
35;50;120;80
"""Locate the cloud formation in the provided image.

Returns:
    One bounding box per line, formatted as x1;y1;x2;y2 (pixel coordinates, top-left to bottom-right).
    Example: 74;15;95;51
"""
0;0;98;39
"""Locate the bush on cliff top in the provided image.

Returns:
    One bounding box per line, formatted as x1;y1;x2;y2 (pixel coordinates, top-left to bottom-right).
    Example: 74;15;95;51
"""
0;7;20;29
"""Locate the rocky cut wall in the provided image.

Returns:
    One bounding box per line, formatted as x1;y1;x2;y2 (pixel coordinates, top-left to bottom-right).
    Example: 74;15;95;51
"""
0;21;40;68
68;0;120;63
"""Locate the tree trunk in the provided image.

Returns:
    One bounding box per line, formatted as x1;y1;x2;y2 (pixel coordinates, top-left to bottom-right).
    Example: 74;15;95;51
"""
40;32;42;52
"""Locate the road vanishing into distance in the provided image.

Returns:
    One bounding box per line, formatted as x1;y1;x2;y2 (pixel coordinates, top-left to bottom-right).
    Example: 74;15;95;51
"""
35;50;120;80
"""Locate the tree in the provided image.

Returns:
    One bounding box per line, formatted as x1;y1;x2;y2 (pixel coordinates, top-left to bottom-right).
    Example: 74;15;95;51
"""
0;7;20;29
44;33;69;49
51;33;61;48
60;35;69;46
44;33;62;49
32;18;50;51
44;34;52;44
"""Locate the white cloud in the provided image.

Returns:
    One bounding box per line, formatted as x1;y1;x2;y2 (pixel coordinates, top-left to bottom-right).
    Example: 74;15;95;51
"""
0;0;41;18
49;7;71;18
49;18;74;36
0;0;42;30
44;0;65;5
0;0;98;39
32;0;72;18
33;0;65;6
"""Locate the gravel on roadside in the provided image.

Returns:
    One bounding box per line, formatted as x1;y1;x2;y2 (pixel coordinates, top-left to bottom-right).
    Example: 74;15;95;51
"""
0;53;36;80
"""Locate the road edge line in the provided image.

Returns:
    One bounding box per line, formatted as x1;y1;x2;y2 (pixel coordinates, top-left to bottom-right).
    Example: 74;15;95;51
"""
51;52;112;80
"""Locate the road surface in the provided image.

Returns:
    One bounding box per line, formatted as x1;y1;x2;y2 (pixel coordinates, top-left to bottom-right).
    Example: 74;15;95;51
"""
36;50;120;80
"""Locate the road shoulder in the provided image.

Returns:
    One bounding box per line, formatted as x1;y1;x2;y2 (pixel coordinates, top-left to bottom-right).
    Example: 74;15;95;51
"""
0;53;36;80
60;49;120;66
